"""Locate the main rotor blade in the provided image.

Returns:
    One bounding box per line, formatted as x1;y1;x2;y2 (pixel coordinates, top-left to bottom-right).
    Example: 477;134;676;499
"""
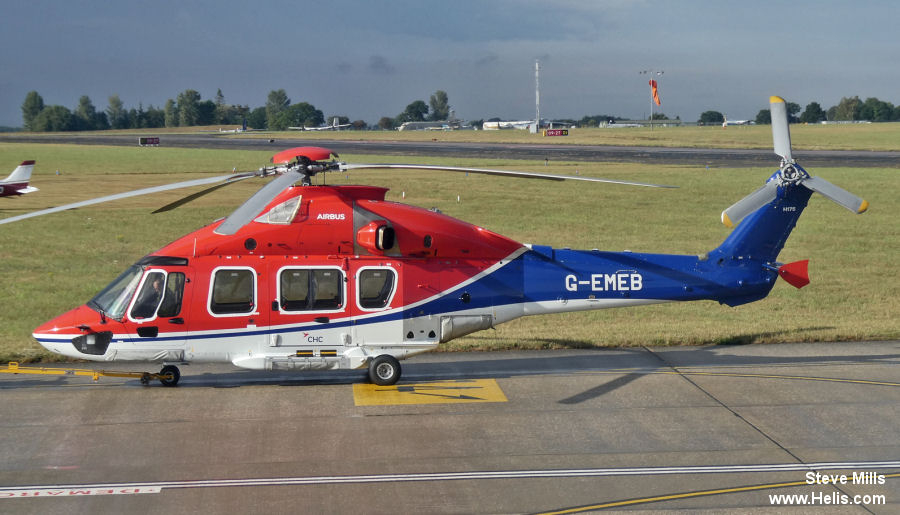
342;163;677;188
214;170;304;235
0;173;251;226
802;176;869;214
770;96;793;162
721;180;779;228
152;173;257;213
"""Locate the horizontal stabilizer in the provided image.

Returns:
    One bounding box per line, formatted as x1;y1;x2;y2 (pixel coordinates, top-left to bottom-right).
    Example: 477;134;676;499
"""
778;260;809;289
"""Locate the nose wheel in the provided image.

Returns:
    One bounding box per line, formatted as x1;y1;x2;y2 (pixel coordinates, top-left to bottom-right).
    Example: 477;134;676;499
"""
368;355;401;386
158;365;181;387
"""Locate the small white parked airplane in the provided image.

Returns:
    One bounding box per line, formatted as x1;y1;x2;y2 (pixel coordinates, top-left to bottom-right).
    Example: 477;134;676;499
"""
0;160;38;197
289;118;351;131
723;115;753;126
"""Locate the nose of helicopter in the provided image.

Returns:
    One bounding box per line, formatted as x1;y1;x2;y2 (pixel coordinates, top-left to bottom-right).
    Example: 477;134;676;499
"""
33;307;77;355
32;305;111;358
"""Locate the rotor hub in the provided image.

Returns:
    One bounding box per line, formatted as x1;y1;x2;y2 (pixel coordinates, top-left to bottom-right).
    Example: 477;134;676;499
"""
777;163;808;186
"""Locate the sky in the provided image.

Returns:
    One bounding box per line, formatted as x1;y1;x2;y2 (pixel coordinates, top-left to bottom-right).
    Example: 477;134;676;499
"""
2;0;899;127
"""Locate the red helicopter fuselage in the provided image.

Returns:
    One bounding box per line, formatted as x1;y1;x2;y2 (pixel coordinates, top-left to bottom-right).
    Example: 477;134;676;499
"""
34;184;526;378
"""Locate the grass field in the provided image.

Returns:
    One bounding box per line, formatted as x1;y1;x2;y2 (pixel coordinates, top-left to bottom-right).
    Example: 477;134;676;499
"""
20;120;900;151
0;141;897;362
240;122;900;151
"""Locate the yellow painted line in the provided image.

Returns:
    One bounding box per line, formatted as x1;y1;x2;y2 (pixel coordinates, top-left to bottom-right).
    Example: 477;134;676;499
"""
537;472;900;514
353;379;507;406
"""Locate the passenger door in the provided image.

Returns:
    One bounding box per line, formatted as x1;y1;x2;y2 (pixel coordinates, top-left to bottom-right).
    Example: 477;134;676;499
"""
268;264;349;349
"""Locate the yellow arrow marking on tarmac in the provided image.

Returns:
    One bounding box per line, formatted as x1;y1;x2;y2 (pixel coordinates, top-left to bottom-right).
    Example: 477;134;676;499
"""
353;379;507;406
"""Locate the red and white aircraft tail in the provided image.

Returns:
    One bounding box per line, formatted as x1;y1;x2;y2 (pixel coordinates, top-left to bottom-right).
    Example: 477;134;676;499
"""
0;161;38;197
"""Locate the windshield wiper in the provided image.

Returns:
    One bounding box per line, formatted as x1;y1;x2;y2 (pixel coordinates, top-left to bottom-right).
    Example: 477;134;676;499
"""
86;300;110;324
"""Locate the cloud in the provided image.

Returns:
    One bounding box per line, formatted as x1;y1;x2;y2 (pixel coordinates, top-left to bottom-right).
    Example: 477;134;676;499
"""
475;54;499;67
368;55;396;75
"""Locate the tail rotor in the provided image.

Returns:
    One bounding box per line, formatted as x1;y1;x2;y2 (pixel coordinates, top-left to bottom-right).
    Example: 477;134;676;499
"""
721;96;868;229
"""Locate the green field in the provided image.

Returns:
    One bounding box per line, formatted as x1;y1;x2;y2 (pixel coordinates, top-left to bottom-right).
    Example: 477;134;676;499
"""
20;120;900;151
0;141;897;362
222;122;900;151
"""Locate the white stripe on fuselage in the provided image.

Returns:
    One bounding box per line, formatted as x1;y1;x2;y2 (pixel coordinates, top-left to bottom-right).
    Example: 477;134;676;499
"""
34;248;531;349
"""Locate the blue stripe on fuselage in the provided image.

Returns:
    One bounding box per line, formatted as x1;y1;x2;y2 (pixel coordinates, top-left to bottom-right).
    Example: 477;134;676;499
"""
60;245;777;346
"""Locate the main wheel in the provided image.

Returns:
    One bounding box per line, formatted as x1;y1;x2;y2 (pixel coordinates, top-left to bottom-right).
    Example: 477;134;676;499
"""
368;355;401;386
158;365;181;387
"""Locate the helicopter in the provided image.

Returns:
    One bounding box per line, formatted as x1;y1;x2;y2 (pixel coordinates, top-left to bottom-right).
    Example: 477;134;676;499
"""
8;97;867;387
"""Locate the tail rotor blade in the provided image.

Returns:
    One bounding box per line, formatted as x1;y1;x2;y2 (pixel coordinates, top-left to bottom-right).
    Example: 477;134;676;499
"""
721;180;779;228
214;170;304;235
770;96;793;162
802;176;869;214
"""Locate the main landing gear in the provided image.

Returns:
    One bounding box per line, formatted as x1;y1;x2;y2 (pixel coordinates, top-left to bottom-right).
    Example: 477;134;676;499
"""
368;355;401;386
158;364;181;387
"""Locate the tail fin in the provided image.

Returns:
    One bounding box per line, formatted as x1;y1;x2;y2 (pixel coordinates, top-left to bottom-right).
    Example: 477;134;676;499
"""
2;161;35;184
712;173;812;263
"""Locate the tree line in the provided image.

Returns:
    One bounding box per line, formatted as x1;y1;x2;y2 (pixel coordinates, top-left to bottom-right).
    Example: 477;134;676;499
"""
696;96;900;126
20;88;454;132
20;88;900;132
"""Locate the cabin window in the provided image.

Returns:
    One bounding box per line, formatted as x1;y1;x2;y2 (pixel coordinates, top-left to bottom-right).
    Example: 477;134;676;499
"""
210;269;255;314
357;268;396;310
279;267;344;312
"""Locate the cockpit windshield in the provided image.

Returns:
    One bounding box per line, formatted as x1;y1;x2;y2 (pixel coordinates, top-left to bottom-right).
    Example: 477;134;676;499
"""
88;265;143;321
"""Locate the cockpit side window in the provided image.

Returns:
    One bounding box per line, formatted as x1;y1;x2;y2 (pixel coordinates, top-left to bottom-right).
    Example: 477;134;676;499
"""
157;272;186;318
130;271;167;320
